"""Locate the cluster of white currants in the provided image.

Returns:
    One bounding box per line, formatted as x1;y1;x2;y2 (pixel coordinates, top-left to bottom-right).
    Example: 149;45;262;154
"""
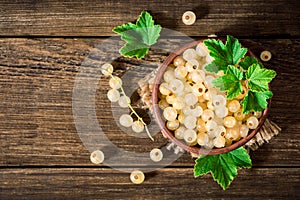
102;63;151;137
158;43;261;149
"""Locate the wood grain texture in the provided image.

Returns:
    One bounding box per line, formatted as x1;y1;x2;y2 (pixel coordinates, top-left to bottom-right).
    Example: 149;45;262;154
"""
0;0;299;36
0;168;299;199
0;38;299;167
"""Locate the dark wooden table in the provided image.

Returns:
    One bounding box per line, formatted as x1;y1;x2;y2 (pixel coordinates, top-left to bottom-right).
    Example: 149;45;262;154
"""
0;0;299;199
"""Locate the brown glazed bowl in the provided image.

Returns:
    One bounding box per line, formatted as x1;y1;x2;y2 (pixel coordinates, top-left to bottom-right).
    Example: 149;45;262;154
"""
152;39;270;155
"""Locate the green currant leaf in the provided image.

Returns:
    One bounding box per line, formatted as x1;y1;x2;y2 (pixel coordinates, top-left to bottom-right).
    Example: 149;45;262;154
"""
204;36;247;72
212;65;244;99
239;56;259;70
205;62;219;73
246;63;277;92
194;147;252;190
241;90;273;114
113;11;161;59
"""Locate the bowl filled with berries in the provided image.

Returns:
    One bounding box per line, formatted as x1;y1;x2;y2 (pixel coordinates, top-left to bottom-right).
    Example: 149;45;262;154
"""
152;36;276;156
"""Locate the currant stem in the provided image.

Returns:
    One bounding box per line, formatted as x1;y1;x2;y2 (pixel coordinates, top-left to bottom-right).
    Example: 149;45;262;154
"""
109;74;154;141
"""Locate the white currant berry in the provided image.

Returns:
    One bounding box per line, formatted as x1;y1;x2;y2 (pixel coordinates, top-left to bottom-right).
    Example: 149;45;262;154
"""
184;93;198;106
213;136;226;148
183;115;197;129
166;94;176;105
216;125;227;137
246;116;259;129
118;95;131;108
196;43;208;57
175;126;186;139
159;83;171;96
150;148;163;162
182;11;196;25
215;106;229;118
197;133;209;146
169;79;184;94
190;70;204;83
207;101;215;110
237;86;247;99
206;120;218;132
173;56;186;67
227;100;241;113
201;109;214;122
130;170;145;184
225;126;240;141
107;89;120;102
192;83;206;96
163;70;176;83
174;66;188;79
260;50;272;62
90;150;104;164
172;97;185;110
101;63;113;76
183;48;197;61
109;76;122;89
234;109;246;121
177;113;185;124
190;105;203;117
158;99;169;110
240;124;249;138
183;129;197;145
132;121;144;133
212;95;226;107
119;114;133;127
166;120;180;131
253;111;262;118
163;107;177;121
205;55;214;64
196;118;207;132
224;116;237;128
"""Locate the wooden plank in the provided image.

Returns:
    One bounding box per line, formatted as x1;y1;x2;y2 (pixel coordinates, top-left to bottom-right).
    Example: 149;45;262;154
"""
0;0;299;36
0;38;299;166
0;168;299;199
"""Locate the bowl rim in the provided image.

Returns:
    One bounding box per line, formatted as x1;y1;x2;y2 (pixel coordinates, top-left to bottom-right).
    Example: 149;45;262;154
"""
151;39;270;155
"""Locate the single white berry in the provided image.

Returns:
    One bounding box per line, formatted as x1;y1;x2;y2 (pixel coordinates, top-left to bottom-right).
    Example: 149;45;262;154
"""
90;150;104;164
183;129;197;145
132;121;144;133
150;148;163;162
109;76;122;89
166;120;180;131
175;126;186;139
130;170;145;184
246;116;259;129
227;100;241;113
182;11;196;25
118;95;131;108
163;107;177;121
119;114;133;127
101;63;113;76
260;50;272;61
183;115;197;129
107;89;120;102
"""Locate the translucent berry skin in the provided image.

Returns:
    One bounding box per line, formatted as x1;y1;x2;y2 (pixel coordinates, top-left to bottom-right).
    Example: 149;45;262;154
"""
130;170;145;184
109;76;122;89
212;95;226;107
183;115;197;129
119;114;133;127
107;89;120;102
192;83;206;96
206;120;218;132
132;121;144;133
234;109;246;121
225;127;240;141
236;86;247;99
196;43;208;57
196;118;207;132
166;120;180;131
159;83;171;96
246;116;259;129
90;150;105;164
101;63;113;76
182;11;196;26
197;133;209;146
158;99;169;110
223;116;237;128
183;48;197;61
163;70;176;83
118;96;130;108
169;79;184;94
213;136;226;148
174;66;188;79
163;107;177;121
201;109;214;122
173;56;186;67
166;94;176;105
150;148;163;162
260;50;272;62
227;100;241;113
184;93;198;106
215;106;228;118
239;124;249;138
175;126;186;139
183;129;197;145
